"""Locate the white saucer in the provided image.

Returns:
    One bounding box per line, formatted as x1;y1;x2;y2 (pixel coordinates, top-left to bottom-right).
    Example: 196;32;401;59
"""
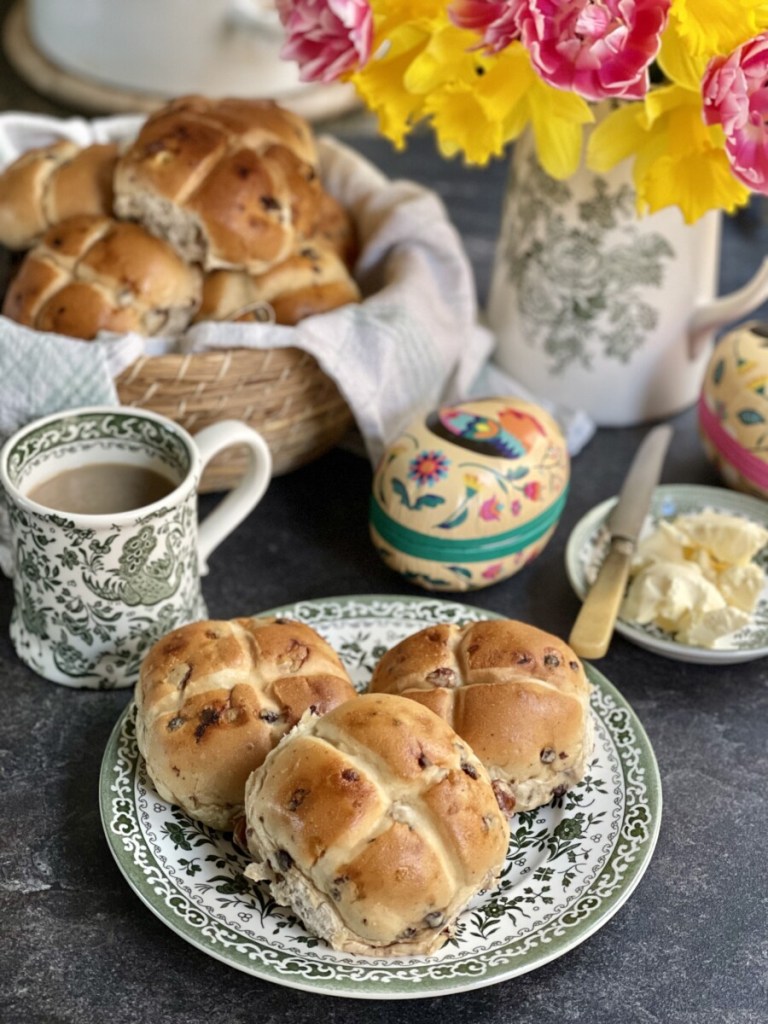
566;484;768;665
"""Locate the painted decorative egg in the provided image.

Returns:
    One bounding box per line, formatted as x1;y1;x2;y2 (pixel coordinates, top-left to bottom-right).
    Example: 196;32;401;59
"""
699;322;768;498
369;397;570;591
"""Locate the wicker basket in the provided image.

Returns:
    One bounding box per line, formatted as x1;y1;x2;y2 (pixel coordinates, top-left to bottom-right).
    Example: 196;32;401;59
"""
114;346;353;492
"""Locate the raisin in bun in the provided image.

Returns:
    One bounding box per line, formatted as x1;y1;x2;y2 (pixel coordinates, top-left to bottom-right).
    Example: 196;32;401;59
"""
113;95;320;273
2;214;201;339
369;619;594;814
243;692;510;956
195;244;361;325
135;617;358;831
0;141;118;250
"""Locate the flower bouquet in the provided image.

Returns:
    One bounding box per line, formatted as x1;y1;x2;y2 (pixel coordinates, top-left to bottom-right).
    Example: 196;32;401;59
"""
274;0;768;224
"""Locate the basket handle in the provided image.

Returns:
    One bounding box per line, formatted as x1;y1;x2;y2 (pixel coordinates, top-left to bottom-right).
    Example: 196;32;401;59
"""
193;421;272;574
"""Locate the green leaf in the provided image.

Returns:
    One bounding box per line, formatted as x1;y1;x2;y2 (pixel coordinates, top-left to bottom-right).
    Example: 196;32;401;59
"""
437;508;468;530
414;493;445;509
163;822;192;851
391;478;412;509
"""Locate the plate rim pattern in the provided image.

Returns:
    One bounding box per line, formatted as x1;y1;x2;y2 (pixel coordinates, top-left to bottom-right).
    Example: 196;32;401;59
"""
100;594;662;999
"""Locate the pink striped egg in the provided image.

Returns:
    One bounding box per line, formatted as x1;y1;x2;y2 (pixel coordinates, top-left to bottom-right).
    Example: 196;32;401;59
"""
699;322;768;499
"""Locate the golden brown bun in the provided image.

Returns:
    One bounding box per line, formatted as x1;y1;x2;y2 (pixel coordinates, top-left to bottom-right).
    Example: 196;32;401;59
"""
244;692;509;956
113;96;320;273
195;243;361;326
369;619;594;814
134;95;318;166
135;616;358;830
0;141;118;250
307;189;358;268
2;214;202;339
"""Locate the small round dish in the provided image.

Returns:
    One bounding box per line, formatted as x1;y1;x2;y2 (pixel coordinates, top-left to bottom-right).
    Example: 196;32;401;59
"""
566;484;768;665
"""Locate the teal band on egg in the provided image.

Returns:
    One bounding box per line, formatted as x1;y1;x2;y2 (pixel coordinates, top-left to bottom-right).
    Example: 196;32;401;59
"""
370;488;568;563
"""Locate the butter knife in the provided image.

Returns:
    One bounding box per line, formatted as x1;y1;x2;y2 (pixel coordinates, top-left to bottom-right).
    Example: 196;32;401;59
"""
569;424;673;659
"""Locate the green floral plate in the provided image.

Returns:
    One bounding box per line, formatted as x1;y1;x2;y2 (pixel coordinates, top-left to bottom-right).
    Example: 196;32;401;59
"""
566;485;768;665
100;595;662;999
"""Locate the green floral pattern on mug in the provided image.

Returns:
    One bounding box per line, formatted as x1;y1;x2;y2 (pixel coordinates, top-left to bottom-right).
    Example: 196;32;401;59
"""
7;497;203;687
5;411;191;486
2;410;206;689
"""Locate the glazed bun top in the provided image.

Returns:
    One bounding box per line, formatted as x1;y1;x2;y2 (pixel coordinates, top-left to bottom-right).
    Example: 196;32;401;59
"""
244;692;510;955
113;96;321;274
369;618;594;814
135;616;358;830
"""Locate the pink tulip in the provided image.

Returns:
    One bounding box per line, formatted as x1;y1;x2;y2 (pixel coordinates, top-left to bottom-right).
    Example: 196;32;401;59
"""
275;0;373;83
449;0;526;53
703;32;768;193
520;0;670;101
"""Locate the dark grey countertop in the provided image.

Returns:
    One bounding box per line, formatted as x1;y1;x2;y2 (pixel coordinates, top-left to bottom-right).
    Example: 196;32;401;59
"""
1;6;767;1023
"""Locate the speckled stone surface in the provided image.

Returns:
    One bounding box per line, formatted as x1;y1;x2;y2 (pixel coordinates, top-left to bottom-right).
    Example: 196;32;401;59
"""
1;7;767;1021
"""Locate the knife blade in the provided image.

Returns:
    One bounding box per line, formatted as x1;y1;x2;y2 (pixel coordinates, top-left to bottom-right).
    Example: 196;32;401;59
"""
568;424;673;659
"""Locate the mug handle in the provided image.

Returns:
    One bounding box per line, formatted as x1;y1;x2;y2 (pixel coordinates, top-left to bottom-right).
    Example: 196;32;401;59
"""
193;420;272;574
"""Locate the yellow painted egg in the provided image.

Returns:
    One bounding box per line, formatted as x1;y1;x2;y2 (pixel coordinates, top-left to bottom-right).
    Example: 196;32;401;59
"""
369;397;570;591
699;322;768;498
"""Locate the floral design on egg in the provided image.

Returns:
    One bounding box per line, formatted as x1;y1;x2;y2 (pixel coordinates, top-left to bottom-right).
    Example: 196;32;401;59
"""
408;450;450;486
369;398;570;591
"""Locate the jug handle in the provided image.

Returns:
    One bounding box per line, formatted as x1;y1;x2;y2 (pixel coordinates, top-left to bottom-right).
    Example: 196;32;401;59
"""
688;256;768;360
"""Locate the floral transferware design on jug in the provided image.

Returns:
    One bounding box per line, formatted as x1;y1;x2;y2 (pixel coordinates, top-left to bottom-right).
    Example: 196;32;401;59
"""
487;128;768;427
494;152;676;375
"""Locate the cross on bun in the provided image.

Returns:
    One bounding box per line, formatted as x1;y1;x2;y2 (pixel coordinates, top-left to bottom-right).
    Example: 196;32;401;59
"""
113;96;321;273
0;141;118;250
369;619;594;814
2;214;202;339
243;692;510;956
135;616;358;830
195;243;361;325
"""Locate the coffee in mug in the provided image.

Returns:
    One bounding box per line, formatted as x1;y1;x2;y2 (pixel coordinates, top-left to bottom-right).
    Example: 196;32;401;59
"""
27;463;177;514
0;406;272;688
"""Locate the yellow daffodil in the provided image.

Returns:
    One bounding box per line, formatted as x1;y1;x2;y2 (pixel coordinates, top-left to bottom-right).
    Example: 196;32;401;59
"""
661;0;768;90
588;85;751;222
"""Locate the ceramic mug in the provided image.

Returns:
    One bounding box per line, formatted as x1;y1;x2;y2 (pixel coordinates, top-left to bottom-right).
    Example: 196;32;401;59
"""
0;406;272;689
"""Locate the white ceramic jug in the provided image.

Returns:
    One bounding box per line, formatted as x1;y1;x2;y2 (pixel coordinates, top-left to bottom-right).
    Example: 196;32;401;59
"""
487;132;768;426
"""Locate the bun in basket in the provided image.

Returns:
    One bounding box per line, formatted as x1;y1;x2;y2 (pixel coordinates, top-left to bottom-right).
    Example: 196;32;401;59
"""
0;141;118;250
135;616;358;830
243;692;510;956
113;96;321;273
369;619;594;814
2;214;202;339
195;244;361;325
